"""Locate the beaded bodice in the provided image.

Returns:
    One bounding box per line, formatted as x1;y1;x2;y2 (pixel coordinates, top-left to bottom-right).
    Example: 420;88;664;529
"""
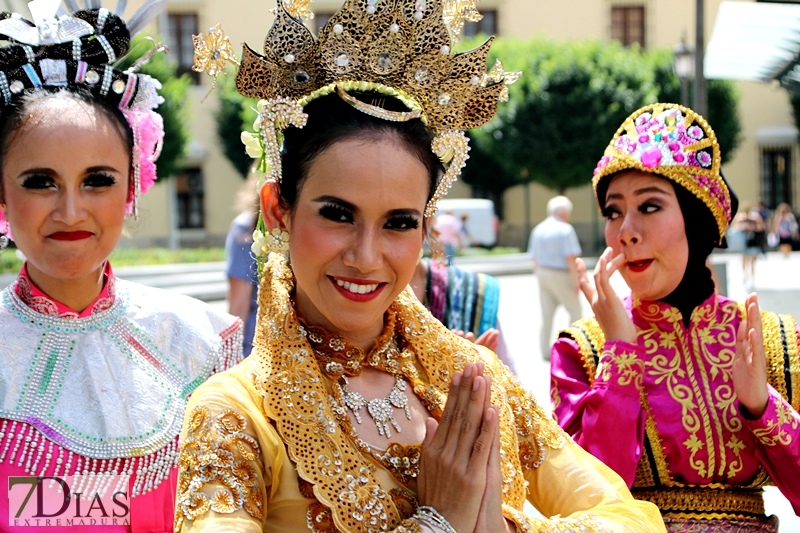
0;278;243;495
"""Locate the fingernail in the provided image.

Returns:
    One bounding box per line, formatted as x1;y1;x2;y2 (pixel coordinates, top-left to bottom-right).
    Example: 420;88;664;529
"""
464;364;473;378
486;408;495;422
453;372;462;386
473;376;481;391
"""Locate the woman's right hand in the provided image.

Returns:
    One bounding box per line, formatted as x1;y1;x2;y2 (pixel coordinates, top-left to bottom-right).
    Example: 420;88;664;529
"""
578;247;637;344
417;362;497;533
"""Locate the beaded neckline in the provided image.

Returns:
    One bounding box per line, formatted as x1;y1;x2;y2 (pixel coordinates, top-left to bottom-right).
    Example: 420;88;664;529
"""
0;283;191;459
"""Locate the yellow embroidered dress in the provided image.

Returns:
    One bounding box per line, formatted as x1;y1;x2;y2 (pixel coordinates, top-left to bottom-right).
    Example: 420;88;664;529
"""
174;255;664;533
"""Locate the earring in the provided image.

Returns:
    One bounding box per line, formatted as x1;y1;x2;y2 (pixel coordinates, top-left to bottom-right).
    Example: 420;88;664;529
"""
268;228;290;255
0;222;8;253
418;248;424;265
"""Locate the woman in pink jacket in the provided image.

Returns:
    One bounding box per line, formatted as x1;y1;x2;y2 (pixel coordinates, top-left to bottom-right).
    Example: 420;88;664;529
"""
550;103;800;533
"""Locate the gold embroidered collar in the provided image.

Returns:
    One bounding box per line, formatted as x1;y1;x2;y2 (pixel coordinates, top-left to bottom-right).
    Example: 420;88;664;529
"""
299;311;402;379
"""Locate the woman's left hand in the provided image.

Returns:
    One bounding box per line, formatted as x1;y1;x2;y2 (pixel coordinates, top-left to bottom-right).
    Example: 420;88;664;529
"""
733;293;770;419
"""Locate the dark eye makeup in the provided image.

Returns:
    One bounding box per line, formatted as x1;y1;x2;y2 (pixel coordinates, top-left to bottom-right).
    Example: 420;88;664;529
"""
385;214;420;231
318;203;354;223
20;173;55;189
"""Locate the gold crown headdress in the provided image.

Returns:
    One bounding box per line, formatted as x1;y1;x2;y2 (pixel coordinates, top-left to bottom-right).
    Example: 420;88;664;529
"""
592;103;731;242
193;0;519;218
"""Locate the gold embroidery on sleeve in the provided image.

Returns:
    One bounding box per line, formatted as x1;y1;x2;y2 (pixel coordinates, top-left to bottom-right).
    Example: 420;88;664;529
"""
752;399;798;447
504;505;601;533
175;405;264;531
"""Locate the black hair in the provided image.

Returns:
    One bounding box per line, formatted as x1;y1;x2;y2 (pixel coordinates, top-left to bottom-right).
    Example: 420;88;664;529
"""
0;87;134;202
278;91;444;211
660;184;716;324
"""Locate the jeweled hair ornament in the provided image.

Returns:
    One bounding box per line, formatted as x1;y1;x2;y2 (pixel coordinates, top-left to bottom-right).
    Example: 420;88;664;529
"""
0;0;166;231
193;0;520;219
592;103;731;243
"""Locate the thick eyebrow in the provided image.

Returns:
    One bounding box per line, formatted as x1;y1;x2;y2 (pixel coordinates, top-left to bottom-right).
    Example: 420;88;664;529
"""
312;195;356;211
312;195;422;218
388;208;422;218
606;186;672;202
18;165;123;177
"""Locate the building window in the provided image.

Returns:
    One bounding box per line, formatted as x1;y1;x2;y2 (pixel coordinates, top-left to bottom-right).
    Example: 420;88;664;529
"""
167;13;199;82
176;167;205;229
611;6;645;47
314;13;334;35
761;149;793;209
463;9;497;37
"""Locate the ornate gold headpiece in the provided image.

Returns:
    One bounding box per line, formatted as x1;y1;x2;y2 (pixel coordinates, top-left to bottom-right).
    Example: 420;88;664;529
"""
193;0;519;219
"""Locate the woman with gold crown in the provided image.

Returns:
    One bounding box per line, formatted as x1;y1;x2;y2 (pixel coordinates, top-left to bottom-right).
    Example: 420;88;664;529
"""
0;0;244;531
174;1;666;532
550;103;800;532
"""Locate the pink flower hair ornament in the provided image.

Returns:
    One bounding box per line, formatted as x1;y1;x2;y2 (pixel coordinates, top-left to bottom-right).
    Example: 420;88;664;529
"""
123;106;165;216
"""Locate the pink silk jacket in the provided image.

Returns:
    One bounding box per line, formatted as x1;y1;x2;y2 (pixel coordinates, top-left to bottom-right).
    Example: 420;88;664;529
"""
550;293;800;521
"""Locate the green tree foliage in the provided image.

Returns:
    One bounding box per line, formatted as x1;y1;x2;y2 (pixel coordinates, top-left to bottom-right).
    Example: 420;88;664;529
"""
207;70;261;179
216;73;258;178
649;49;742;163
467;37;658;194
117;37;191;180
458;37;742;199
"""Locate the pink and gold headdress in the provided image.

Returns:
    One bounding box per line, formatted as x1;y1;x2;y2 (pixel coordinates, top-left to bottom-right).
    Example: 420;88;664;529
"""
193;0;519;218
592;103;731;242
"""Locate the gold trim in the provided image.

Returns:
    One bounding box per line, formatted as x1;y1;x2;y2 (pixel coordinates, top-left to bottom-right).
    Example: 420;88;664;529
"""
785;313;800;412
632;487;765;521
335;85;423;123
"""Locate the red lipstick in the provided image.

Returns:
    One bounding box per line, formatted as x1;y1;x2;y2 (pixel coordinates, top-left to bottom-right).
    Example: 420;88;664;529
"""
48;231;94;241
627;259;653;273
329;276;386;302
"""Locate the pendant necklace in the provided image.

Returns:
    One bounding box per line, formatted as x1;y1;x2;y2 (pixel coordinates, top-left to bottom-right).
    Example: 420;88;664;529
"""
340;374;412;438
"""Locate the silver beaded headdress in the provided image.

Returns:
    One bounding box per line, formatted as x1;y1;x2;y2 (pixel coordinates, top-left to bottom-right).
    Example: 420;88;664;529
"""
0;0;167;222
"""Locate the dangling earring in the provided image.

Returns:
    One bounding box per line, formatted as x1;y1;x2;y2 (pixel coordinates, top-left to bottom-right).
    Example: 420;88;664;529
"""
268;227;290;255
0;221;9;253
418;248;424;265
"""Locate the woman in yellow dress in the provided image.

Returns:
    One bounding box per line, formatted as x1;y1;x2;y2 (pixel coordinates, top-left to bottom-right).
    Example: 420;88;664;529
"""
174;1;666;532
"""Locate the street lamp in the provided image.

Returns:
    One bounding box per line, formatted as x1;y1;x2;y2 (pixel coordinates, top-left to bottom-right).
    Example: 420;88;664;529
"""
673;39;693;107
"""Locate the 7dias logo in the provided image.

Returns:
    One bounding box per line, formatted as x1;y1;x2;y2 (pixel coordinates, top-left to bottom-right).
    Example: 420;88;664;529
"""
8;475;130;527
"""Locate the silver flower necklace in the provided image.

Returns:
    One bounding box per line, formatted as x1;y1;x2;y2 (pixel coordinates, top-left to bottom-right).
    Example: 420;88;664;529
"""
340;374;412;438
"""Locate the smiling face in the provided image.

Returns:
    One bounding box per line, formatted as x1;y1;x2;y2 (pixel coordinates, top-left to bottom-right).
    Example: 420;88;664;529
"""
277;136;428;346
0;96;130;289
603;170;689;301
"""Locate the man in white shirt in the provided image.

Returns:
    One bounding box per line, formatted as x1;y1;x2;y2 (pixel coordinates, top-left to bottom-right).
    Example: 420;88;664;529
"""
528;196;582;361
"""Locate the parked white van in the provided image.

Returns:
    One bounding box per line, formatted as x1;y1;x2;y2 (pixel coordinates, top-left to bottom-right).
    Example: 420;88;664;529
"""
435;198;497;247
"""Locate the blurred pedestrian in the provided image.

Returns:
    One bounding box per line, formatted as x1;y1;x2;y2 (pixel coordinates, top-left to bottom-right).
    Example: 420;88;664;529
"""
225;173;260;356
528;195;582;360
771;202;798;258
735;206;765;290
433;210;462;264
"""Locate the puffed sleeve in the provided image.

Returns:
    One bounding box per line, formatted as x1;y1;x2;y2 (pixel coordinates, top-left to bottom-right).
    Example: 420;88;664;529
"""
175;359;282;533
550;336;647;486
739;386;800;513
480;347;666;533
